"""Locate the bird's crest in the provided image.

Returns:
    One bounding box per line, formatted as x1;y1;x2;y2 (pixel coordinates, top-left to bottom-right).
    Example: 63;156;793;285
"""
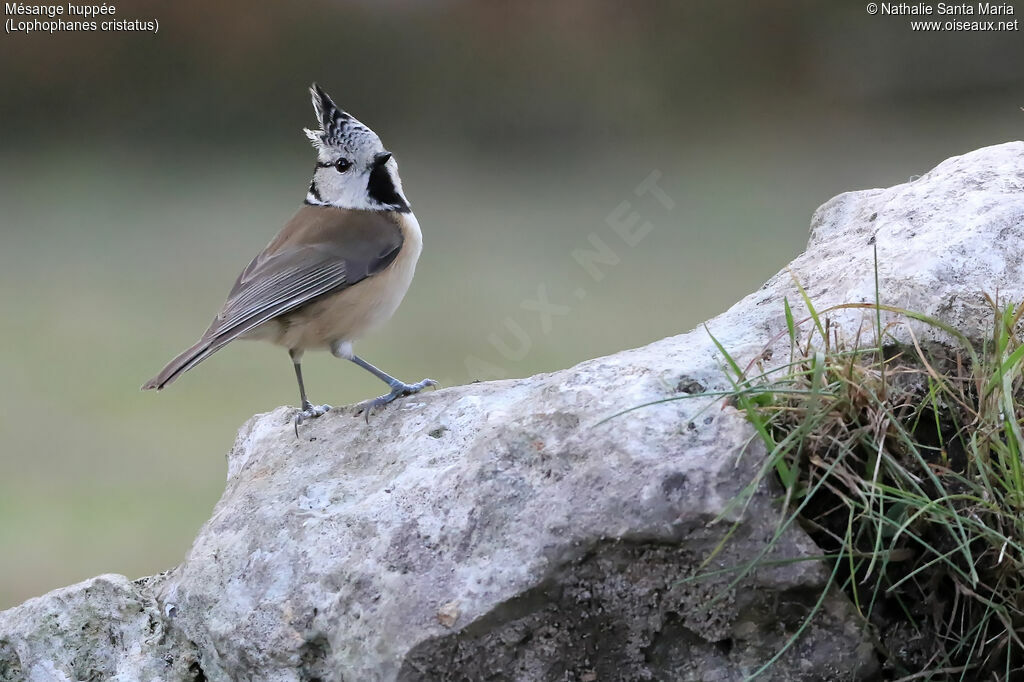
304;83;377;152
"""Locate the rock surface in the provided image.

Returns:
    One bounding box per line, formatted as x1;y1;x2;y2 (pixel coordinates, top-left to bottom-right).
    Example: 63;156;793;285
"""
3;141;1023;681
0;574;199;682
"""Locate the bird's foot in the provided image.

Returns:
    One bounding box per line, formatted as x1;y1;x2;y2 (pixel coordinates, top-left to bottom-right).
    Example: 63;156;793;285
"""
356;378;438;421
294;401;332;437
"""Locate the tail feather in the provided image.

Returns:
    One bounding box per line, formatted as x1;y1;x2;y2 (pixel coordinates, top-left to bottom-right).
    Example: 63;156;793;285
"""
141;337;219;391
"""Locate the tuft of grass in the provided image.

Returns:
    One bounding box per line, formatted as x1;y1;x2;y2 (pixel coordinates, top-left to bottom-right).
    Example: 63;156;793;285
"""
710;280;1024;680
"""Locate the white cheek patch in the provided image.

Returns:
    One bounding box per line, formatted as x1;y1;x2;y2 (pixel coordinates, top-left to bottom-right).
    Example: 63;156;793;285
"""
310;167;395;211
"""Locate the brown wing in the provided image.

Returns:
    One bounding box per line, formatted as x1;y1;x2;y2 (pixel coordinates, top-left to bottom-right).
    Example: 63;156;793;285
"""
142;206;403;390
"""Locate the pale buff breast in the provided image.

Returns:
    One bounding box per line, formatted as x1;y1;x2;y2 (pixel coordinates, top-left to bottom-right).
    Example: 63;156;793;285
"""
273;212;423;351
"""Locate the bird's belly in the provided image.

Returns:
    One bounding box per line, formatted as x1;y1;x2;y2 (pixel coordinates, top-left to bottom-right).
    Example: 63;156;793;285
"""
275;213;422;351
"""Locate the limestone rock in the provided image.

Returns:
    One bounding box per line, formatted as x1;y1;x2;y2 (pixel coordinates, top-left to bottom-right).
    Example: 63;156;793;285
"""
5;141;1023;681
0;574;198;682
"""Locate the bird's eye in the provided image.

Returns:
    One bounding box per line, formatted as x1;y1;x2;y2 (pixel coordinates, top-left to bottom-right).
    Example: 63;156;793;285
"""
334;158;352;173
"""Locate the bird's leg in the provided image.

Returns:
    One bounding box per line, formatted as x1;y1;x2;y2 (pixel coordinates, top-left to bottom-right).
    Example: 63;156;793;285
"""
291;349;331;436
347;354;437;420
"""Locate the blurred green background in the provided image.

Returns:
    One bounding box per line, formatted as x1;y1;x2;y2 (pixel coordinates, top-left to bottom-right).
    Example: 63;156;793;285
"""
1;0;1022;609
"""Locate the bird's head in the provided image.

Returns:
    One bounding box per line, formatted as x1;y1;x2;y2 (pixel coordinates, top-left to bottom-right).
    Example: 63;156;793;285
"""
303;83;410;213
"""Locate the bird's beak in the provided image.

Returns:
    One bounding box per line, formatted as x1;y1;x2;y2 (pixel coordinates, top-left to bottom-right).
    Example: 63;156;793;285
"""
373;151;393;166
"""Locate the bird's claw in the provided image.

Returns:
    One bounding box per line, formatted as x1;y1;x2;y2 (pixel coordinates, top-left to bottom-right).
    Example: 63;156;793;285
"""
293;402;332;437
356;378;438;422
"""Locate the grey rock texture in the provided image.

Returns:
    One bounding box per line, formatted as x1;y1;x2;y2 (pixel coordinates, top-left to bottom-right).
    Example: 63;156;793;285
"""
156;372;862;682
3;141;1023;681
0;574;200;682
794;140;1024;347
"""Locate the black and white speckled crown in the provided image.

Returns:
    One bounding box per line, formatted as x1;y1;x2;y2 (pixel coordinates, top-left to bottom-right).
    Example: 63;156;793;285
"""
304;83;378;152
